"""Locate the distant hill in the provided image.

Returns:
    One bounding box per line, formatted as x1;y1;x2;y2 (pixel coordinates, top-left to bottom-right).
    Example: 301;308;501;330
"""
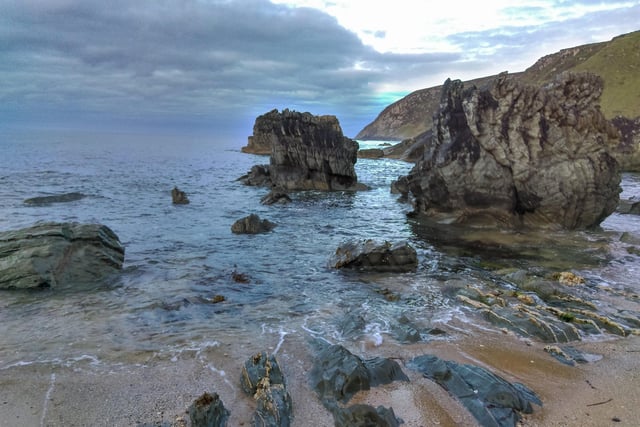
356;30;640;141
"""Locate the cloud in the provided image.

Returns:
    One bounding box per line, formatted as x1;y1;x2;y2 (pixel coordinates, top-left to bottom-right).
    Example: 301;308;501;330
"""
1;0;638;138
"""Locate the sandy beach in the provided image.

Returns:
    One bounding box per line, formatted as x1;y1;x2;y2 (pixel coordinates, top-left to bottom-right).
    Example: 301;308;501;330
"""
2;326;638;427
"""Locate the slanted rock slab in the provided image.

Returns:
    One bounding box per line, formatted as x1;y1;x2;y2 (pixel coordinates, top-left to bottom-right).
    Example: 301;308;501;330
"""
331;240;418;272
0;222;125;290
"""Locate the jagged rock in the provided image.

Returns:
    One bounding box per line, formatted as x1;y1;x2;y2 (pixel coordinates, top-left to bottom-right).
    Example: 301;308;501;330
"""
0;222;125;290
188;392;229;427
171;186;190;204
397;72;621;230
238;165;272;187
231;214;276;234
23;192;86;205
309;342;408;404
408;355;542;427
260;190;292;205
240;352;292;427
242;109;362;191
331;240;418;272
617;198;640;215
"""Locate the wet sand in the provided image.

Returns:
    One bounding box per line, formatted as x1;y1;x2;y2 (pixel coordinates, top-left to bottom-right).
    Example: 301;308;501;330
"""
1;329;639;426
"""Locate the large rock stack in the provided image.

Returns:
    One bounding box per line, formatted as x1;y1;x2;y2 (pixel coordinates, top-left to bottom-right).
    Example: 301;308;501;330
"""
397;72;621;230
241;109;360;191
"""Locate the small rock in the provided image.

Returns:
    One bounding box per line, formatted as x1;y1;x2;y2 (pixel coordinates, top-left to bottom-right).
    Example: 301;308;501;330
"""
172;186;190;204
231;214;276;234
188;392;229;427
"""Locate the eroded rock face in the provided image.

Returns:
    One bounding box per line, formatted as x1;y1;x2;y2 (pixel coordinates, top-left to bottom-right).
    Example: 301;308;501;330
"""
0;222;125;290
398;73;621;230
243;109;360;191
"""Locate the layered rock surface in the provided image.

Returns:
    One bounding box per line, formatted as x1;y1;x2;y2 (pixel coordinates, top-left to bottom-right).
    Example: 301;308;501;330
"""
0;222;125;289
397;72;621;230
241;109;360;191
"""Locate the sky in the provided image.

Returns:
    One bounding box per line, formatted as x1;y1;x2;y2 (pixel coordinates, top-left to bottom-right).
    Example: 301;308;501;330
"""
1;0;639;140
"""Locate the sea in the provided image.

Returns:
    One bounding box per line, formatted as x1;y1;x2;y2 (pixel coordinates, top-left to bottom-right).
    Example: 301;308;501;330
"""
1;129;639;386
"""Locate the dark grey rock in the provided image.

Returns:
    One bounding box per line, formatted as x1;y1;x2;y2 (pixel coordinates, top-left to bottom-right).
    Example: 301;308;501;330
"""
397;73;621;230
408;355;542;427
240;351;285;395
24;192;86;205
238;165;272;187
171;186;190;204
332;404;401;427
188;392;229;427
242;109;361;191
0;222;125;290
309;343;408;404
331;240;418;272
231;214;276;234
260;190;292;205
240;352;292;427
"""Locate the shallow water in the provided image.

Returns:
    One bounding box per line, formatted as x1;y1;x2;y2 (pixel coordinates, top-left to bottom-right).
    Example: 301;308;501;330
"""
0;132;639;376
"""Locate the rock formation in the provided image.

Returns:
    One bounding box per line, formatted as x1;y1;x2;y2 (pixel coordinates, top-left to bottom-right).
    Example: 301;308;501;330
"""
240;109;361;191
0;222;125;290
171;186;190;204
396;72;621;230
610;116;640;171
231;214;276;234
330;240;418;272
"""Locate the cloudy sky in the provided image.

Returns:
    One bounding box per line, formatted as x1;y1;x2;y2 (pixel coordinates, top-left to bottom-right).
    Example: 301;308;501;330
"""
1;0;639;140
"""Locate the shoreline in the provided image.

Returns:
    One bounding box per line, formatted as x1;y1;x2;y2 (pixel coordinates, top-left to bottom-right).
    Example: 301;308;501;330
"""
2;328;638;426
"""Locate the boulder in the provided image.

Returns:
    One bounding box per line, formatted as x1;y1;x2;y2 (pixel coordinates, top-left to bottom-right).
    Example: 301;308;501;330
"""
0;222;125;290
242;109;361;191
610;115;640;172
331;404;401;427
231;214;276;234
188;392;229;427
171;186;190;204
397;72;621;230
23;192;86;205
408;355;542;427
331;240;418;272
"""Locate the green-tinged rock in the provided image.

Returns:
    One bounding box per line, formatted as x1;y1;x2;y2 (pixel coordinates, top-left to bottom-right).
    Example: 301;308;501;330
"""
408;355;542;427
332;404;401;427
0;222;125;290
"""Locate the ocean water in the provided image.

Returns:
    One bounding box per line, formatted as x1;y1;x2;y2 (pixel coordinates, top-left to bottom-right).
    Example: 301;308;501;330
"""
1;131;639;375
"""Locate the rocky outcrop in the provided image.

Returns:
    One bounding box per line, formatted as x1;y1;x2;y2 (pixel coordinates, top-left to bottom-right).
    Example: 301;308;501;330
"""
396;72;621;230
24;192;86;205
610;116;640;171
0;222;125;290
231;214;276;234
188;392;229;427
407;355;542;427
241;109;361;191
260;190;292;205
330;240;418;272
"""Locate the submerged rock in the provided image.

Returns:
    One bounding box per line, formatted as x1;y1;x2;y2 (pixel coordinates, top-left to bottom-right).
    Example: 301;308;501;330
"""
171;186;190;204
23;192;86;205
260;190;292;205
397;72;621;230
188;392;229;427
408;355;542;427
0;222;125;290
231;214;276;234
331;240;418;272
241;109;362;191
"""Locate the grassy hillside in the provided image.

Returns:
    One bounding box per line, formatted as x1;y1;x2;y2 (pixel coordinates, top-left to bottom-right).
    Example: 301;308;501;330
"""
523;30;640;118
357;30;640;140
